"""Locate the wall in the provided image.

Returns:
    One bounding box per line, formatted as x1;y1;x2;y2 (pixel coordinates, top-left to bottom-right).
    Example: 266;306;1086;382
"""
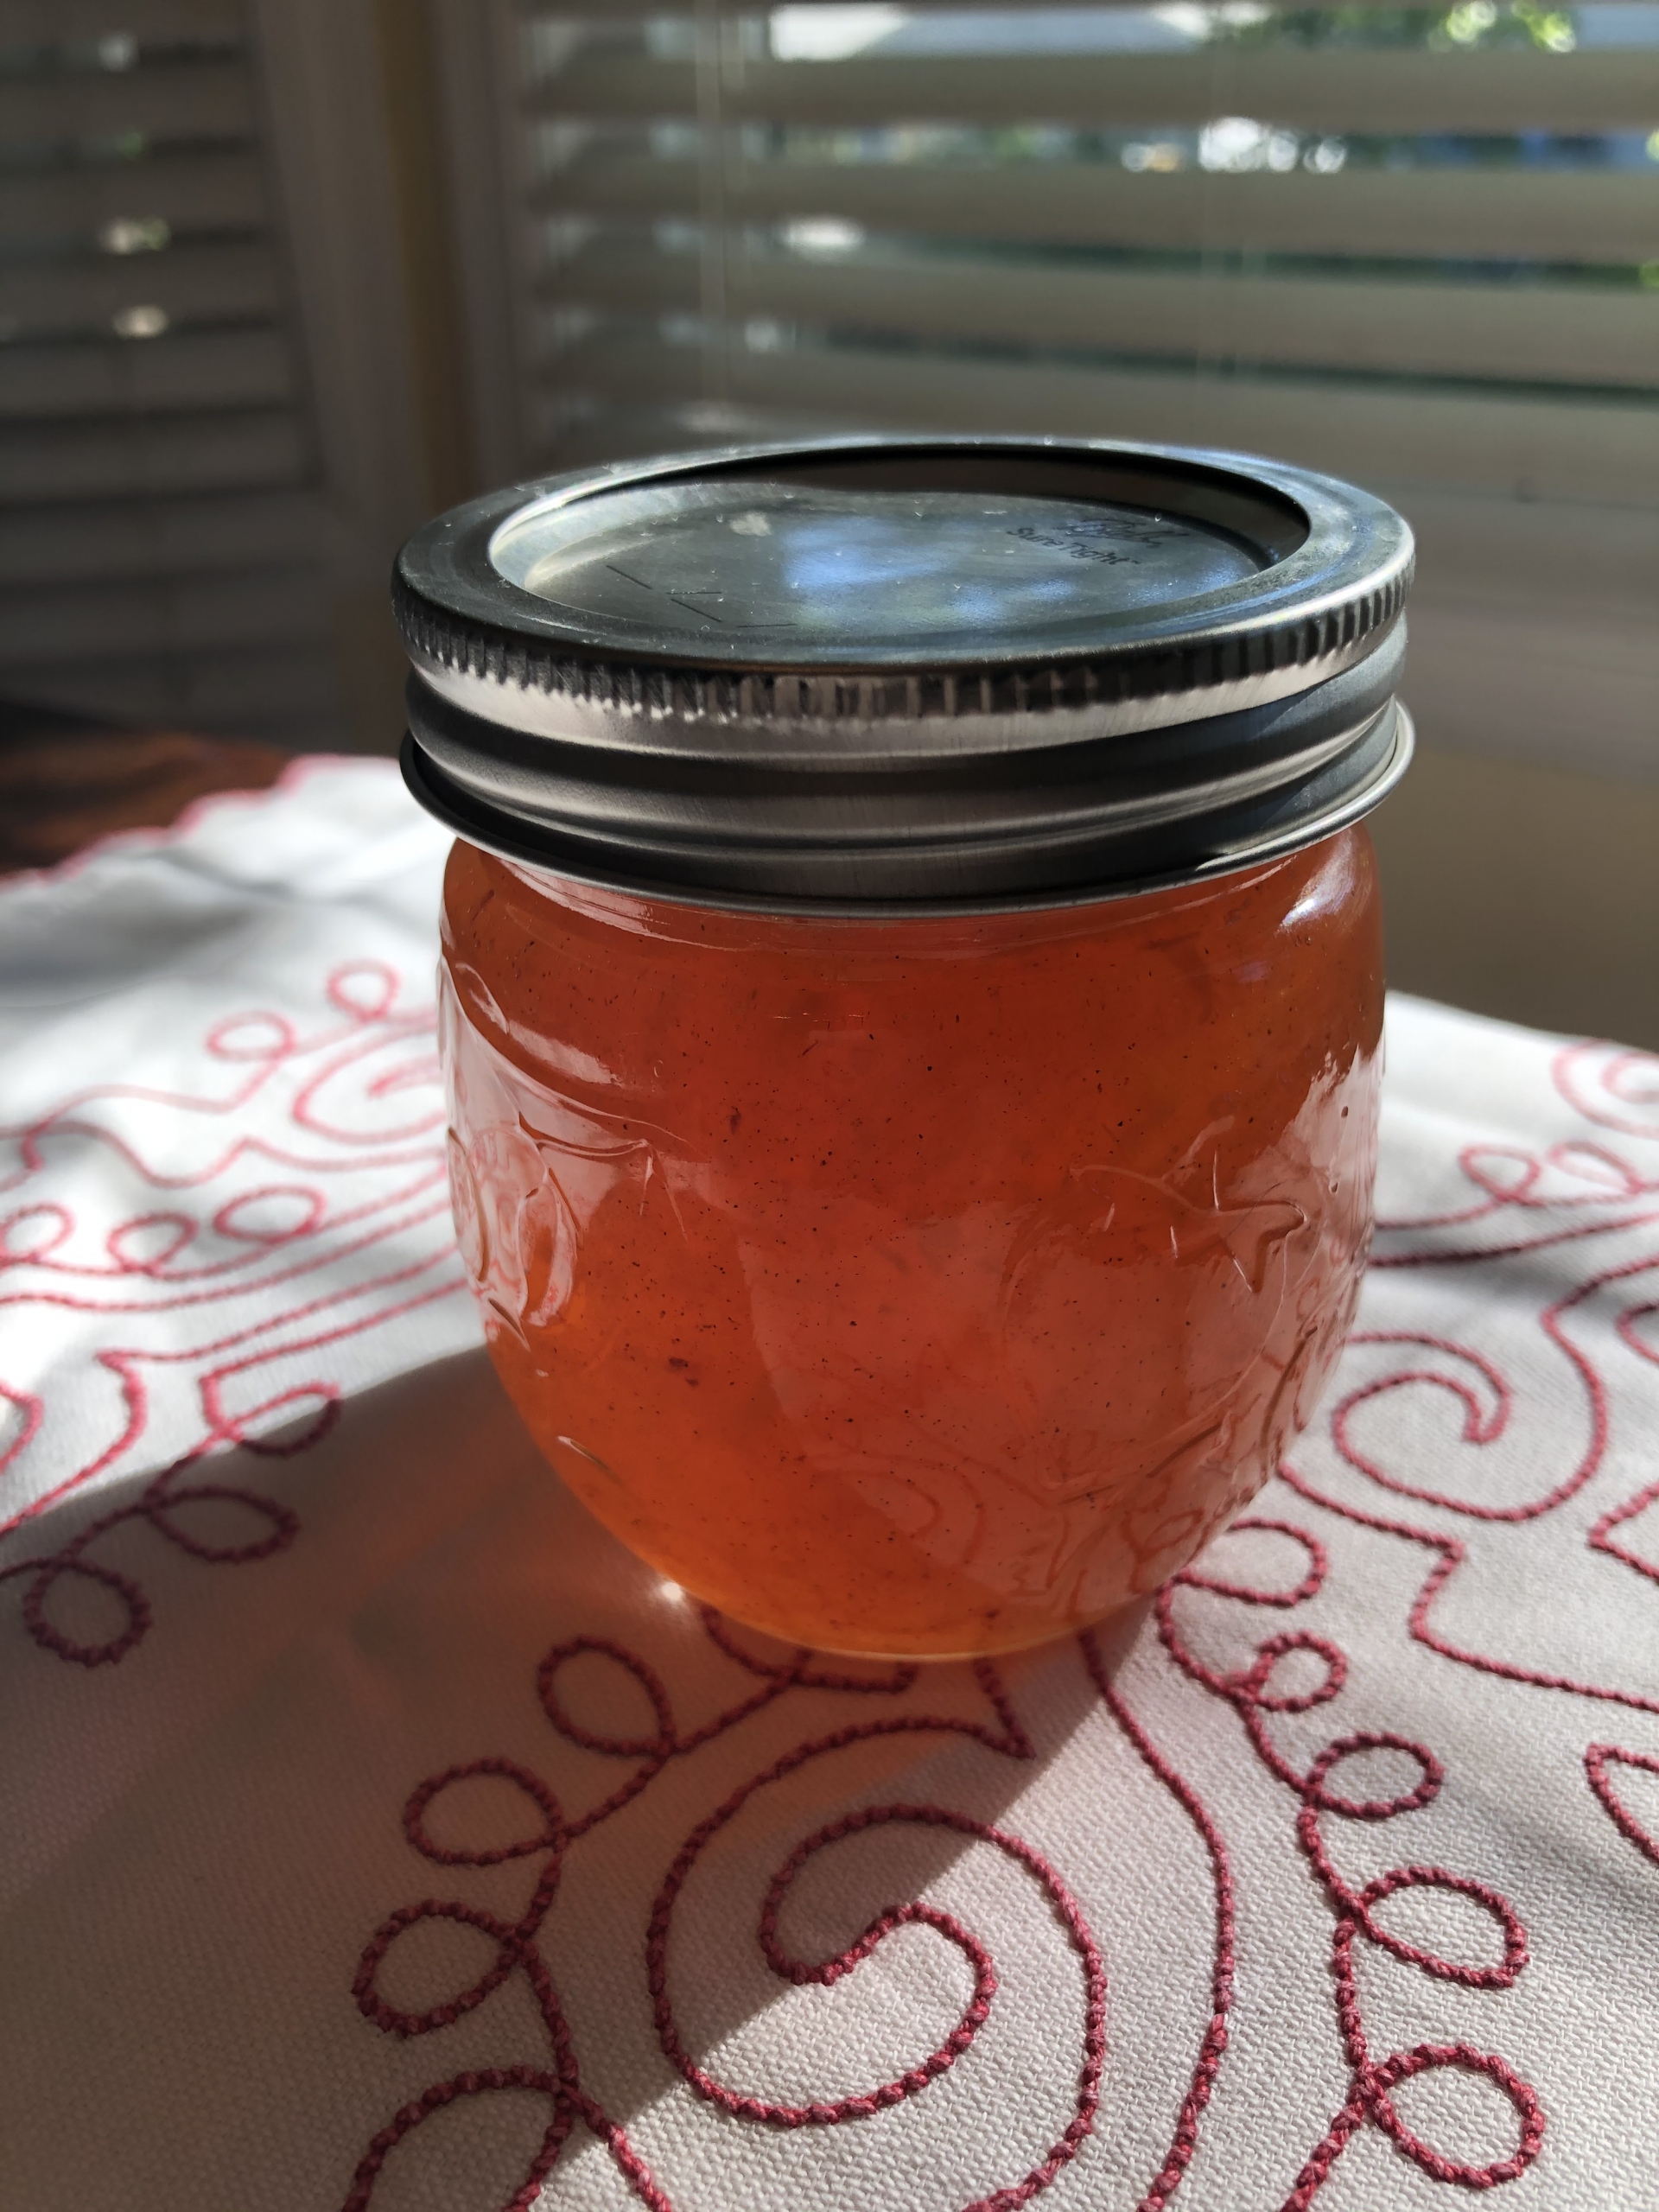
1371;742;1659;1051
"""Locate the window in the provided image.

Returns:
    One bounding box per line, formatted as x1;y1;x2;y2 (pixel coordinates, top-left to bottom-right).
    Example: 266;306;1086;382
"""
432;0;1659;779
0;0;429;747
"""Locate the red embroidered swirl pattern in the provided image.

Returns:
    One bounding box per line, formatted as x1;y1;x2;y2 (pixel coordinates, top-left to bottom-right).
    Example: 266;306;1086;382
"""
346;1611;1105;2210
341;1602;1262;2212
0;953;467;1662
1156;1542;1544;2202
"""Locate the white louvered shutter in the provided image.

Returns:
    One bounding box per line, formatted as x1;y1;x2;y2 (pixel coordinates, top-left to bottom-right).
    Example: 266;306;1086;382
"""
431;0;1659;780
0;0;423;746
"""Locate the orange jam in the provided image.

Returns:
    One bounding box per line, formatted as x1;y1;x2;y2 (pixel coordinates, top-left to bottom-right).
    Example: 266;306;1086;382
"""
440;825;1382;1657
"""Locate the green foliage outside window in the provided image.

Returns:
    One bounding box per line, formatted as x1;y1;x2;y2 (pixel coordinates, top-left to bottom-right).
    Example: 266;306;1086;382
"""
1218;5;1580;52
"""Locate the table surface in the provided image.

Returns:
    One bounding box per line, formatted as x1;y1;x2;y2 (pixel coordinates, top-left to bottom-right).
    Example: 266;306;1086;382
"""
2;758;1656;2212
0;715;289;876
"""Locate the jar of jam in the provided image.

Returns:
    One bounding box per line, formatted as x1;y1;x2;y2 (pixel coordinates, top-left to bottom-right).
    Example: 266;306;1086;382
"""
395;437;1412;1659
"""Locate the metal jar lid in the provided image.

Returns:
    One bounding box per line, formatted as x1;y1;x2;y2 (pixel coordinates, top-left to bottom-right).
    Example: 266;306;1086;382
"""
393;435;1414;909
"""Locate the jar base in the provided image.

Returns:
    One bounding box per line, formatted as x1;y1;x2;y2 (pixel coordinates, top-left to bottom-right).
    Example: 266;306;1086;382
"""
692;1586;1157;1666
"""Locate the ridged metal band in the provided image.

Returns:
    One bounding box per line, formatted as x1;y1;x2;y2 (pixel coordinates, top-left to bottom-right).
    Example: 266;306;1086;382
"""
402;648;1412;910
392;567;1408;753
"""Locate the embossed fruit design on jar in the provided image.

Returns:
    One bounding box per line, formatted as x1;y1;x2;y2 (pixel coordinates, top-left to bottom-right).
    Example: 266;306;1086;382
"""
396;437;1412;1657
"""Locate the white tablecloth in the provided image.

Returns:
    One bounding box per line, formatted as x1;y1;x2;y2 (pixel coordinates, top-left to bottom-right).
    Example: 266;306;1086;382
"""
2;759;1656;2211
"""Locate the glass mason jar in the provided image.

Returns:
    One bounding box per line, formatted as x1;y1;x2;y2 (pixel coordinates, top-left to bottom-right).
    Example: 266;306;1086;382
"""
396;437;1412;1658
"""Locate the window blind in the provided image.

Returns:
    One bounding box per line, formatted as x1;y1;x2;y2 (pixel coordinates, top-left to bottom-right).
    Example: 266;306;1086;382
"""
1;0;352;742
461;0;1659;779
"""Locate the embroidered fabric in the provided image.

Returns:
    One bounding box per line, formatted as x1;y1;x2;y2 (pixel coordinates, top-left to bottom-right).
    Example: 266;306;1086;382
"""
1;760;1656;2210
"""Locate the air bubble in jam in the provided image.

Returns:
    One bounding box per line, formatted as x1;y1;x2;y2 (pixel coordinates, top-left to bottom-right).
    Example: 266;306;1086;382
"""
439;827;1383;1657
